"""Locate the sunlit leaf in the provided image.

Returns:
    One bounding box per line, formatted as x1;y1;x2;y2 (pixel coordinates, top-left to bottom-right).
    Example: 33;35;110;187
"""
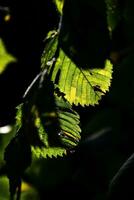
53;0;64;14
55;96;81;147
15;72;81;159
27;94;81;158
0;38;16;74
48;49;113;106
41;30;59;70
32;146;66;158
41;29;113;106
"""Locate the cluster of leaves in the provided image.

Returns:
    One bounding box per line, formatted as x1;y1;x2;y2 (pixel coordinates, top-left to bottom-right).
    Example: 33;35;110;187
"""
0;0;116;199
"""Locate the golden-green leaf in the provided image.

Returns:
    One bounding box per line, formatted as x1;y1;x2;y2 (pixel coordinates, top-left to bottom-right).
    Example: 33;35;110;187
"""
49;49;113;106
41;32;113;106
0;38;16;74
53;0;64;14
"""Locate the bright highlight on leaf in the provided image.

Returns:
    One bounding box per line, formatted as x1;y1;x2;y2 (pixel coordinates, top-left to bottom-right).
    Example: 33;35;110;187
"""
53;0;64;14
2;0;116;198
44;46;113;106
32;146;66;158
58;52;112;106
0;38;17;74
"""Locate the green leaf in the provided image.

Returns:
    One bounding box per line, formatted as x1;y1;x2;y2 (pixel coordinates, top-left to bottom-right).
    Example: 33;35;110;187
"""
0;177;39;200
55;96;81;147
53;0;64;14
41;31;59;70
4;132;32;199
59;0;111;69
41;31;112;106
0;177;10;200
32;146;66;159
31;95;81;158
0;38;16;74
48;49;113;106
15;72;81;159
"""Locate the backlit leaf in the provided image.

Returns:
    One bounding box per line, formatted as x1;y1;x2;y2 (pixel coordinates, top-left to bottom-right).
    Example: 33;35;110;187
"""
53;0;64;14
0;38;16;74
15;72;81;159
48;49;113;106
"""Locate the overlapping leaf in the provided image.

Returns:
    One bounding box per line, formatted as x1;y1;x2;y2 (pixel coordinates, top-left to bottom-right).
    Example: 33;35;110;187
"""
31;95;81;159
49;49;112;106
15;72;81;159
55;96;81;147
59;0;111;71
41;31;59;70
41;35;113;106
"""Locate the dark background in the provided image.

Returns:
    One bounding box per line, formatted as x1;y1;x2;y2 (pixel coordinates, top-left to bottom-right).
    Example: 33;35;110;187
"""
0;0;59;126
